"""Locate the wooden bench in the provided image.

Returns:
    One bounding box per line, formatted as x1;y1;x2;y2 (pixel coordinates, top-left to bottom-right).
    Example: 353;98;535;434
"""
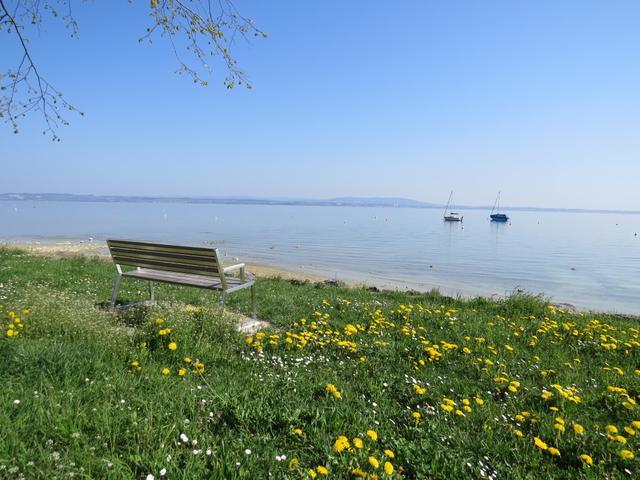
107;239;256;316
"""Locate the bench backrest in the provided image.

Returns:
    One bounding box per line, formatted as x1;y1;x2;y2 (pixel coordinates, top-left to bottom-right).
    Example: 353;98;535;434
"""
107;239;224;278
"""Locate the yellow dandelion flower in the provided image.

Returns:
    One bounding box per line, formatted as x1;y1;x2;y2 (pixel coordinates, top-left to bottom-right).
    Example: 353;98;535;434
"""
155;318;165;325
619;450;634;460
579;454;593;465
353;437;364;449
384;461;394;475
178;368;186;377
624;426;636;436
514;429;524;438
573;423;585;434
168;342;177;351
548;447;560;457
326;383;338;393
606;425;618;434
161;367;170;375
368;456;379;469
534;437;548;450
333;436;350;453
184;357;192;363
614;435;627;444
316;466;328;476
308;469;317;478
367;430;378;441
384;449;395;458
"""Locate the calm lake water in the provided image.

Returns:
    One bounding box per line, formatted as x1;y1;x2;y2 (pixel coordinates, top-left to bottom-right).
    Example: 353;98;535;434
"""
2;200;639;314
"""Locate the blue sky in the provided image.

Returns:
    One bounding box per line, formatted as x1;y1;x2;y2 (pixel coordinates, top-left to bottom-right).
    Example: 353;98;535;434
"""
2;0;640;210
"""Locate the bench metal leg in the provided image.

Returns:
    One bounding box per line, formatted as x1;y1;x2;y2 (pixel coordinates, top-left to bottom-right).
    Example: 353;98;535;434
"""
111;273;122;308
148;281;155;304
250;284;256;318
220;291;226;312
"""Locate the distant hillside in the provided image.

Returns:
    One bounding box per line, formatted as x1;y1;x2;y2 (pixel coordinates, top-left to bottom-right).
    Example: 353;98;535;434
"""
1;193;638;214
0;193;435;208
329;197;438;207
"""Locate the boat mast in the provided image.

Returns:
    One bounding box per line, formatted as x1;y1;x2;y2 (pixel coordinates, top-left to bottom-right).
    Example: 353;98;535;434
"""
444;191;453;216
491;191;501;215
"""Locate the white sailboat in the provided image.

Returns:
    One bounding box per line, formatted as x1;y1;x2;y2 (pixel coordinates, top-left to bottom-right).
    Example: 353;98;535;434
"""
443;191;463;222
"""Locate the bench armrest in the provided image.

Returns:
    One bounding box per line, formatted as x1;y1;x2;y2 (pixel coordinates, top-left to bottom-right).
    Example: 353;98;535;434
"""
223;263;247;281
223;263;245;273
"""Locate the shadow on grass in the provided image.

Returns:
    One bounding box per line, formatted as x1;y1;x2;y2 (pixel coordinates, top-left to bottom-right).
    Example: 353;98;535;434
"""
100;302;152;327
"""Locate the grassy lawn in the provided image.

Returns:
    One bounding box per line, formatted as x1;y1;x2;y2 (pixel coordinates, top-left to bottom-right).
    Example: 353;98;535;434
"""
1;247;639;479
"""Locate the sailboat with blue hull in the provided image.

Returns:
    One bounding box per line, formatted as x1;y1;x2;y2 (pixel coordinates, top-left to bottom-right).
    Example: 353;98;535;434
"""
490;192;509;222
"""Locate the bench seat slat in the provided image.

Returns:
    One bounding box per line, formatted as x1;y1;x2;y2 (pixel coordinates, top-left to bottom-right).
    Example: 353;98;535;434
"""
107;240;217;256
109;247;219;265
110;251;221;271
122;268;247;289
112;258;219;277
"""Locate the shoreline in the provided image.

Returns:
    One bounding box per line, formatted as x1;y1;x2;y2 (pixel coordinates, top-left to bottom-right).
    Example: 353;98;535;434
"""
0;239;485;296
2;239;635;316
0;240;340;286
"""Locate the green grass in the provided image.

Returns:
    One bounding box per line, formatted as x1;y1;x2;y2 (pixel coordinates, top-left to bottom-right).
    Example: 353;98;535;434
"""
1;247;639;479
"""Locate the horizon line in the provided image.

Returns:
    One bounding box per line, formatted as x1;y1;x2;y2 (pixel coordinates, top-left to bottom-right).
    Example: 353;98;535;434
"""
1;192;639;216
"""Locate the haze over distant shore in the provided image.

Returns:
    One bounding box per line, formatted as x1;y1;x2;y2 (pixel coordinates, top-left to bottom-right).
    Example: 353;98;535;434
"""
1;192;639;215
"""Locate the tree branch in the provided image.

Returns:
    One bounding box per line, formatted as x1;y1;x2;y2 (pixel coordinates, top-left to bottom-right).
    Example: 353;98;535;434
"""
1;0;265;140
0;0;80;140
